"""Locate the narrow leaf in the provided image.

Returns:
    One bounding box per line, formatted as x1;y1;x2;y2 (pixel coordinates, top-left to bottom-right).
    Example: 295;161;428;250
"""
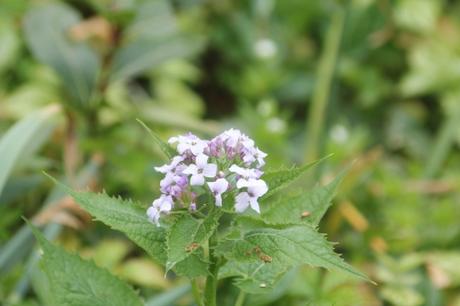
28;222;143;306
0;105;59;198
262;155;331;199
136;119;176;160
23;3;101;109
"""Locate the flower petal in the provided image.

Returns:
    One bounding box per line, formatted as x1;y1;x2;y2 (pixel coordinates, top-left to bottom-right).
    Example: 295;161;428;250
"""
235;192;250;213
190;174;205;186
183;164;198;175
203;163;217;177
249;197;260;213
214;194;223;206
195;154;208;167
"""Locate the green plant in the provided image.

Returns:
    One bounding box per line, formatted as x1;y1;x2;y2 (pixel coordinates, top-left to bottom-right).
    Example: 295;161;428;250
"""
29;125;369;306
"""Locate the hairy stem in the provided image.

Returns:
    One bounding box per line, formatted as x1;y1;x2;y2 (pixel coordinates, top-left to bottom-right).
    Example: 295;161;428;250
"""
204;231;219;306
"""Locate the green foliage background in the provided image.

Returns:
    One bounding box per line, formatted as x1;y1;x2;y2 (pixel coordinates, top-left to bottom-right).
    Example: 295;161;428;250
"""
1;0;460;305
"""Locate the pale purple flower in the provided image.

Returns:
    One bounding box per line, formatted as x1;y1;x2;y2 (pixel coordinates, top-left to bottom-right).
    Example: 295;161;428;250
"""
160;173;188;197
183;154;217;185
207;178;229;206
229;164;262;181
168;133;207;155
154;155;184;174
147;194;174;226
234;179;268;213
242;147;267;167
148;128;269;225
222;128;243;148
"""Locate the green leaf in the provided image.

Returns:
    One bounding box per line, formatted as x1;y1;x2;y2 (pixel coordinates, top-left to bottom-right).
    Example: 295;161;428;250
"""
51;179;167;264
29;223;143;306
262;156;330;199
216;225;369;292
109;1;198;82
219;260;288;294
136;119;176;160
174;250;209;278
166;210;221;275
0;106;59;198
261;171;345;226
23;3;101;109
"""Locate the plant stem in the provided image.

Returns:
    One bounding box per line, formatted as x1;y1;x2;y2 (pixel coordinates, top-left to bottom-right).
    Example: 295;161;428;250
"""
305;7;345;164
204;231;219;306
191;279;203;306
234;290;246;306
423;109;460;179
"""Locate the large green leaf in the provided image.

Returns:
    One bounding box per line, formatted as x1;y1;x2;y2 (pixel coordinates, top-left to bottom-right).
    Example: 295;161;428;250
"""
23;3;101;109
29;224;143;306
166;210;221;275
109;0;198;82
261;171;345;226
262;156;329;199
216;225;369;292
0;106;59;198
53;180;167;264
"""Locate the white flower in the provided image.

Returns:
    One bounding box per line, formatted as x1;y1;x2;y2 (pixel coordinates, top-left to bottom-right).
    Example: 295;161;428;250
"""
234;179;268;213
154;155;184;174
242;147;267;167
229;164;262;182
207;178;229;206
147;195;174;226
168;134;207;155
183;154;217;185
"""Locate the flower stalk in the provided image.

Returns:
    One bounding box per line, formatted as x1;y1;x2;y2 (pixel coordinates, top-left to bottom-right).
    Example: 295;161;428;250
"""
204;230;219;306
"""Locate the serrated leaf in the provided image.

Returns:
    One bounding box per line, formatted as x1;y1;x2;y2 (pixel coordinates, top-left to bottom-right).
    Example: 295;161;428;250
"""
0;106;58;198
263;156;330;198
216;225;369;292
52;180;167;264
23;3;101;109
174;249;209;278
136;119;176;160
262;171;345;226
166;210;221;275
219;260;287;294
29;223;143;306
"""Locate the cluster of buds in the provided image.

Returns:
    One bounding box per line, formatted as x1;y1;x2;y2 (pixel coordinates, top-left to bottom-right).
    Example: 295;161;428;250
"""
147;129;268;226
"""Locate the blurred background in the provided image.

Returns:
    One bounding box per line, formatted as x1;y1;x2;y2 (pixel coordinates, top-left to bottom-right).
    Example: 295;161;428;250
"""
1;0;460;305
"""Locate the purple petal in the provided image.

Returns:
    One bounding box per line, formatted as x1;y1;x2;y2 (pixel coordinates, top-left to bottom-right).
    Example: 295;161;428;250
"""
190;174;205;186
248;180;268;197
183;164;198;175
195;154;208;167
235;192;250;213
203;163;217;177
208;178;229;194
249;197;260;213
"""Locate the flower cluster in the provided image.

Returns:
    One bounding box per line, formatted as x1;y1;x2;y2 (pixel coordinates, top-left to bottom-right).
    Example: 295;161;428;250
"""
147;129;268;226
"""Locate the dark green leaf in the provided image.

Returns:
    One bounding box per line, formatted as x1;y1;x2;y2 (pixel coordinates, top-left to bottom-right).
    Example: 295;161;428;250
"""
29;223;143;306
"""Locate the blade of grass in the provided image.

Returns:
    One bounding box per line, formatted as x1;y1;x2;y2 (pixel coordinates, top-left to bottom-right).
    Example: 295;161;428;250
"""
0;105;60;198
145;284;191;306
304;7;345;166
